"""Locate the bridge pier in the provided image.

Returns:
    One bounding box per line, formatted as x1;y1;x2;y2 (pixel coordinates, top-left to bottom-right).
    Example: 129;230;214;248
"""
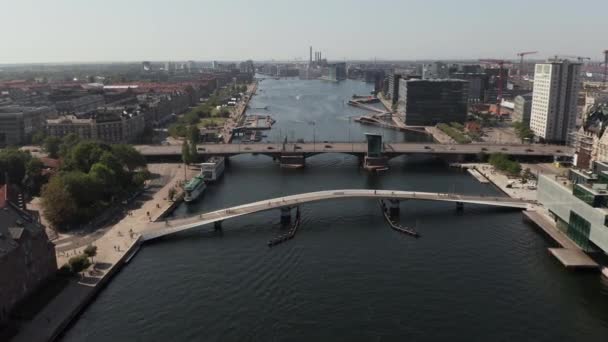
389;199;400;219
280;153;305;169
456;202;464;212
363;156;388;172
214;220;223;231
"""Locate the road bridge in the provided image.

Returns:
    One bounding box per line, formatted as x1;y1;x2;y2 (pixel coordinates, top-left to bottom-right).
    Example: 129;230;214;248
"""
141;189;532;242
136;141;572;169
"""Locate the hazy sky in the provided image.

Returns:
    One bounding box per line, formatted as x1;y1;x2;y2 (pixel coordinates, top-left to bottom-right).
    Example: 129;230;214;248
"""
1;0;607;63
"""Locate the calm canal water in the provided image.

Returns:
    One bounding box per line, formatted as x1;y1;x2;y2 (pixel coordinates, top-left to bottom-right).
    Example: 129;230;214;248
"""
62;78;608;341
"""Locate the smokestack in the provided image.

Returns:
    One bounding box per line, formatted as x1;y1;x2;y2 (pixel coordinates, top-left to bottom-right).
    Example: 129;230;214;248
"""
309;46;312;64
319;52;322;61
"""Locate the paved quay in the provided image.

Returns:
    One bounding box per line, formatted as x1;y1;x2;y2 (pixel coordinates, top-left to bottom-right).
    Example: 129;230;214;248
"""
460;162;599;270
12;163;198;342
457;163;537;201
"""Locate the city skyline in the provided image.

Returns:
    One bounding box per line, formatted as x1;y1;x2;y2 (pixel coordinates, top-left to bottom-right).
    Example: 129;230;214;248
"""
1;0;607;64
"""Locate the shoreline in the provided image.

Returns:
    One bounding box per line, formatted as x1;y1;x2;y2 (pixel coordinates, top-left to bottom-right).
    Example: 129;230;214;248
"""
459;162;600;271
10;82;260;341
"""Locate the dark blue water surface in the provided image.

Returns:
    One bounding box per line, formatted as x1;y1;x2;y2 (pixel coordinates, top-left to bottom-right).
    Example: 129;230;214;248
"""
62;78;608;342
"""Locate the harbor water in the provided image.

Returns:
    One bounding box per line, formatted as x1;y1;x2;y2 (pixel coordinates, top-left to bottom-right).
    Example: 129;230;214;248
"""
61;78;608;341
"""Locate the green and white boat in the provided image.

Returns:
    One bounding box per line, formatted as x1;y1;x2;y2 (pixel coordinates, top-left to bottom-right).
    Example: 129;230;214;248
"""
184;174;206;203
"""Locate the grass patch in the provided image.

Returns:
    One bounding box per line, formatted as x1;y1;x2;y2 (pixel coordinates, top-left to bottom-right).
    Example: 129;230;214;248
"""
437;123;471;144
198;117;227;128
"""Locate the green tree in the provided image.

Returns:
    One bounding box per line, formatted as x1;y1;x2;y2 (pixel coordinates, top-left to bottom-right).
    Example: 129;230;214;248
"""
188;125;200;145
189;141;198;163
44;136;61;158
513;121;535;142
0;148;31;185
63;141;109;173
24;158;45;194
31;130;46;145
111;144;146;172
182;140;192;165
62;171;102;207
83;245;97;263
90;162;118;198
68;254;91;276
59;133;81;157
168;123;188;138
41;176;79;229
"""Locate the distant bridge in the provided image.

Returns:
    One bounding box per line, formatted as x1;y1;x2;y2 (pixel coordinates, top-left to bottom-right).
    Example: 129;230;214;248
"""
141;189;532;242
136;142;572;169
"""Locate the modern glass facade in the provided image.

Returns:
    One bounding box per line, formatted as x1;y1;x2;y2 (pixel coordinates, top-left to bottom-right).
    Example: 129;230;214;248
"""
567;211;593;251
537;174;608;254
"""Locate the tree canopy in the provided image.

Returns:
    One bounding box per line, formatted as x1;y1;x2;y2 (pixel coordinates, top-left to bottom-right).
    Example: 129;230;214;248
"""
40;139;149;230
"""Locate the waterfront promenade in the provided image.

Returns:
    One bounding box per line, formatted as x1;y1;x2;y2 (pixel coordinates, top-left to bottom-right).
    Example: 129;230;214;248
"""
220;82;257;143
11;163;198;342
459;162;598;269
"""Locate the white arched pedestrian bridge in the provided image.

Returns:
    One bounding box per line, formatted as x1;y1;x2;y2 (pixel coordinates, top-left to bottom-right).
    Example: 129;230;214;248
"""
141;189;532;242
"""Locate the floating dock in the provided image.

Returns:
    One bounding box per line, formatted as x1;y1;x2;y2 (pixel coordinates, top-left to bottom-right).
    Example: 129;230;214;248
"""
467;168;490;183
523;210;599;270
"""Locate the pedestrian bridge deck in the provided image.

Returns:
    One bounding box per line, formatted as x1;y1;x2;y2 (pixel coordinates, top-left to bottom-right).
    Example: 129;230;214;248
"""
141;189;531;242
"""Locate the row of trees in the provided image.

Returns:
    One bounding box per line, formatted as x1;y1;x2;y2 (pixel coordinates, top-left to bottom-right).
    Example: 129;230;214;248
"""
513;121;534;142
59;245;97;277
168;83;245;139
40;135;148;230
437;123;472;144
488;153;522;176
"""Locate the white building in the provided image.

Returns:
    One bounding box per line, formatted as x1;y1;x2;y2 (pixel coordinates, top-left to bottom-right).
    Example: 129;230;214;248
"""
529;60;581;143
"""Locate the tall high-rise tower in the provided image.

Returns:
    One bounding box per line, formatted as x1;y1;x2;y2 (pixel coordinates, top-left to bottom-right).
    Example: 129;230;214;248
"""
530;59;581;143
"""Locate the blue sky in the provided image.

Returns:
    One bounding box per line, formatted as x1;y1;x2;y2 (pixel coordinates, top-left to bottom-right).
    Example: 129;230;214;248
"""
1;0;606;63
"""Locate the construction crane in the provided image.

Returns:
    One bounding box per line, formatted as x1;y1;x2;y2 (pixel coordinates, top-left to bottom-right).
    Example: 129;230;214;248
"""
479;59;511;117
516;51;538;76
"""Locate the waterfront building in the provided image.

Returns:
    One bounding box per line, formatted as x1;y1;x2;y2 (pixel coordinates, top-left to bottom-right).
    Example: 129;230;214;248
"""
397;79;469;126
327;63;347;82
0;105;56;146
46;108;145;143
450;72;487;103
512;93;533;125
530;60;581;143
537;166;608;254
386;73;402;105
422;61;448;80
0;185;57;325
239;60;255;74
